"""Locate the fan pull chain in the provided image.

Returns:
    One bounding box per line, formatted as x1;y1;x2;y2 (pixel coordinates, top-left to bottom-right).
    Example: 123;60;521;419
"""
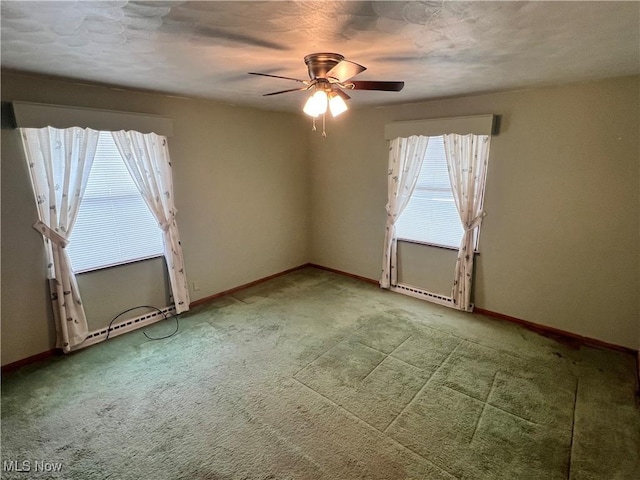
309;115;327;137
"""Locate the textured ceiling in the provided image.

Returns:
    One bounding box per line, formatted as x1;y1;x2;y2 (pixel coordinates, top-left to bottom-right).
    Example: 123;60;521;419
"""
1;1;639;112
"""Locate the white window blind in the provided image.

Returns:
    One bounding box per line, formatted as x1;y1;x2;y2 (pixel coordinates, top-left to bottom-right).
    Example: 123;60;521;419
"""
67;132;164;273
395;136;464;249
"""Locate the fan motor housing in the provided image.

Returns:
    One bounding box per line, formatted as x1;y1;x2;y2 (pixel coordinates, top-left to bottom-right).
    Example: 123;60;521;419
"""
304;53;344;80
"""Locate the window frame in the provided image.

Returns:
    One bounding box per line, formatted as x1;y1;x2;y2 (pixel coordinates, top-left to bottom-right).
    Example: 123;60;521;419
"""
67;131;165;274
395;135;482;252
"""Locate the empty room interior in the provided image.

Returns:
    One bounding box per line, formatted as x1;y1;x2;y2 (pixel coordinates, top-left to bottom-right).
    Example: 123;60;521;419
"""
1;1;639;479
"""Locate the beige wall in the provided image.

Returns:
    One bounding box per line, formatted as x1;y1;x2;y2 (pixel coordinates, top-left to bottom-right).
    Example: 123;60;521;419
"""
396;242;457;297
1;72;310;365
2;72;638;365
309;76;640;349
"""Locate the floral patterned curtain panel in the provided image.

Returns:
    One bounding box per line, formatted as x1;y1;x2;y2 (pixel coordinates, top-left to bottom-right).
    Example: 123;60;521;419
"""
443;133;491;311
380;135;429;288
111;131;190;313
20;126;100;351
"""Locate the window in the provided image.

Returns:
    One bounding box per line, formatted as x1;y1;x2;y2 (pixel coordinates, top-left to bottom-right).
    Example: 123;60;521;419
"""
66;132;164;273
395;136;466;249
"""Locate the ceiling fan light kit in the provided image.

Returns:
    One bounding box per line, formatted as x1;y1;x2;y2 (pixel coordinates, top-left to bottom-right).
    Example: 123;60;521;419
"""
303;89;329;117
302;87;348;118
328;92;348;117
249;53;404;136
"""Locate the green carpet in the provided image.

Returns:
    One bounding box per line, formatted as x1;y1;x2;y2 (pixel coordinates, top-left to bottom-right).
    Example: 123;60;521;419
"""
2;267;639;479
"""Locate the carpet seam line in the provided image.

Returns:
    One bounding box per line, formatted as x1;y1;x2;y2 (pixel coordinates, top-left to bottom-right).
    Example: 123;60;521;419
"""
439;384;542;426
383;342;462;434
360;342;434;373
483;402;541;426
360;353;389;383
469;371;498;443
387;354;439;374
359;333;414;382
385;438;461;480
291;377;460;480
388;332;416;355
292;338;348;377
291;376;385;434
451;336;528;362
439;383;487;405
354;340;395;356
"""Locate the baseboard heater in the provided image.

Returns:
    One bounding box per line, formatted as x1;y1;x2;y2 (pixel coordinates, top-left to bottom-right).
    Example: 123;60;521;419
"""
72;305;176;351
391;283;457;309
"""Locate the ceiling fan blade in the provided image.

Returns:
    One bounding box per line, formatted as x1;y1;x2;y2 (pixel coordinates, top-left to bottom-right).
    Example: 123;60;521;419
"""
263;87;309;96
248;72;307;84
326;60;366;83
349;81;405;92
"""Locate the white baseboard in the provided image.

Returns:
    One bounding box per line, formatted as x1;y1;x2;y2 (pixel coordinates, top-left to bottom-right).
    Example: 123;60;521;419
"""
73;305;176;351
391;283;456;308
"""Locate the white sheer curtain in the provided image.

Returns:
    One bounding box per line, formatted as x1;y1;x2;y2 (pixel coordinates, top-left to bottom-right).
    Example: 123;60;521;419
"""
443;133;491;311
111;130;190;313
20;126;99;351
381;136;429;288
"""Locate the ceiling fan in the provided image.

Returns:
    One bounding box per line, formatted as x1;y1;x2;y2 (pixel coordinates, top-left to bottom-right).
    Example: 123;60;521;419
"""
249;53;404;135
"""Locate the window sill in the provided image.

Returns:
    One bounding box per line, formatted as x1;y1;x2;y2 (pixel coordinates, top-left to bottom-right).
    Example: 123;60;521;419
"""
397;238;480;254
74;254;164;275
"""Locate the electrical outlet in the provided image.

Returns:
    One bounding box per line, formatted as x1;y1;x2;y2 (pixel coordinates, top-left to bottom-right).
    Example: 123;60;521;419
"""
193;281;200;291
